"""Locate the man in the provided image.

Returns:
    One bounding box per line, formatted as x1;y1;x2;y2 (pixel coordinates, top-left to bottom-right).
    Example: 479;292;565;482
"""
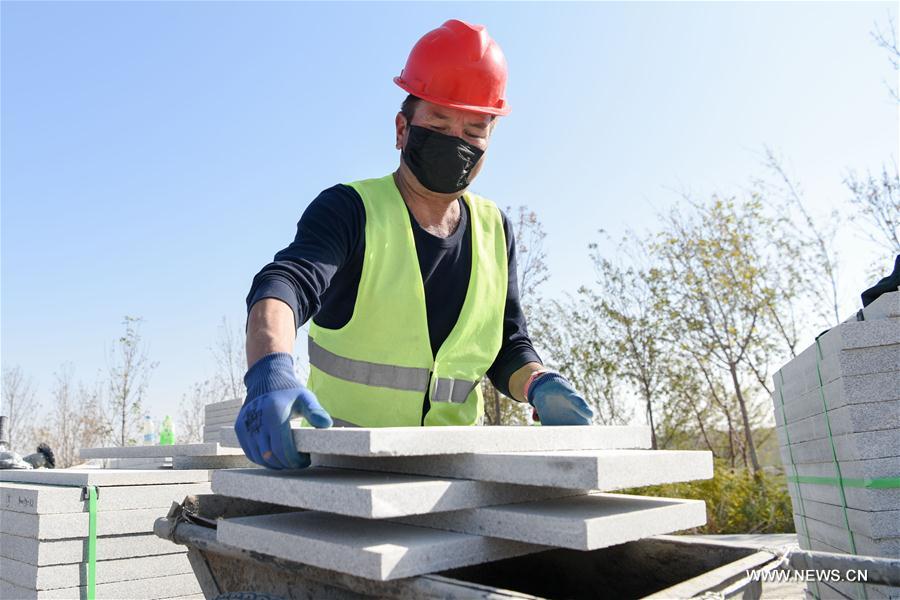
238;19;594;470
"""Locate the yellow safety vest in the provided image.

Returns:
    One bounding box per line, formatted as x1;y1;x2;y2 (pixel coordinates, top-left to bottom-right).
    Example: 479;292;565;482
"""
304;173;508;427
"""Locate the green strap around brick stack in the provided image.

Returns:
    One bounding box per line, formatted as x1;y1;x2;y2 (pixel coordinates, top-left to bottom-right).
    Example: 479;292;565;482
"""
812;337;865;600
786;475;900;489
776;370;822;600
86;485;97;600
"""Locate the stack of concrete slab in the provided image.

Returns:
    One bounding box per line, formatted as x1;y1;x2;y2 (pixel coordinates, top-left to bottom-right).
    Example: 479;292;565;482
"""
202;399;241;445
90;456;172;469
210;425;714;581
1;469;211;599
79;442;253;470
773;291;900;599
76;397;251;470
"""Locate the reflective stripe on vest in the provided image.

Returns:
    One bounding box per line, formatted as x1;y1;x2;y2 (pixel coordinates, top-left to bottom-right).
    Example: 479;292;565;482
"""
309;338;479;404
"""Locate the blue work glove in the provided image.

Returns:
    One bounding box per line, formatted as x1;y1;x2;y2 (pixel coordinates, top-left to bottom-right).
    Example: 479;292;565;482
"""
235;352;332;470
526;371;595;425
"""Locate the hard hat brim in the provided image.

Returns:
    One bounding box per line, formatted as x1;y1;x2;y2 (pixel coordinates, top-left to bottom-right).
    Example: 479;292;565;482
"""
394;77;510;117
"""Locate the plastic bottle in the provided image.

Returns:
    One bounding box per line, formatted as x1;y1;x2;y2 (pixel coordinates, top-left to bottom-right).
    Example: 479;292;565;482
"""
141;414;155;445
159;415;174;445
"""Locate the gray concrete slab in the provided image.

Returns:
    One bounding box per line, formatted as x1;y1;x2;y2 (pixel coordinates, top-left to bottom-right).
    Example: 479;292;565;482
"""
0;552;192;590
0;469;212;486
793;511;900;557
787;454;900;481
776;317;899;379
785;478;900;512
204;407;239;417
396;492;707;550
824;579;899;600
289;425;652;457
171;455;254;469
204;412;240;423
0;572;202;599
211;466;584;518
203;403;243;416
203;420;237;431
216;510;543;580
777;429;900;464
777;346;900;401
1;482;211;514
776;401;900;445
777;356;899;408
863;291;900;321
821;318;900;352
203;411;238;422
206;398;242;411
0;532;184;566
218;426;240;447
792;514;899;558
313;448;713;490
79;443;243;459
94;457;171;469
817;345;899;384
791;496;900;539
778;454;899;481
1;507;169;539
774;375;900;426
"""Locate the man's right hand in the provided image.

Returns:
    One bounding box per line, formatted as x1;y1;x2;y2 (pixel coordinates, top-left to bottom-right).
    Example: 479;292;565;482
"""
235;352;332;469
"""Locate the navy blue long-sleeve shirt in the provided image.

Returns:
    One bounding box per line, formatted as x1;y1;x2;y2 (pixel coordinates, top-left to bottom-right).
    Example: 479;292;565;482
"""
245;182;541;400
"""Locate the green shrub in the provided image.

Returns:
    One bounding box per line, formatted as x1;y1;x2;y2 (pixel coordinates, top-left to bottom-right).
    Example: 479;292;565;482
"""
623;460;795;534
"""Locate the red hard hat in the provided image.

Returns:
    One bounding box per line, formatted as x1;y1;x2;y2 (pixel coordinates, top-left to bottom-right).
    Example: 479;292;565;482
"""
394;19;510;116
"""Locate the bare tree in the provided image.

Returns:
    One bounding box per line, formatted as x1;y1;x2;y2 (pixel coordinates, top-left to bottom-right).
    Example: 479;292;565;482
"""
845;165;900;262
588;234;670;447
211;316;247;401
1;366;39;451
77;378;113;451
511;205;550;315
653;195;797;473
872;14;900;102
38;365;79;468
106;316;157;446
483;205;550;426
759;147;842;326
31;366;113;468
178;379;219;444
180;316;249;442
534;289;629;425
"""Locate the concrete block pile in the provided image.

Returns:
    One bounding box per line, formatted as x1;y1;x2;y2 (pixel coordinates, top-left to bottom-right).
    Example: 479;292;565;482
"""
773;291;900;599
0;469;211;599
211;424;714;581
78;398;250;470
79;442;252;470
202;399;241;445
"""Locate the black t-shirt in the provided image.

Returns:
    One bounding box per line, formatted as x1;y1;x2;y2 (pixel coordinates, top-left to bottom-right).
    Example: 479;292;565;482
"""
246;182;541;400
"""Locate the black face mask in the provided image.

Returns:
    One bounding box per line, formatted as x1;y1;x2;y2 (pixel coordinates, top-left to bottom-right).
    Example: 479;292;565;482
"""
401;124;485;194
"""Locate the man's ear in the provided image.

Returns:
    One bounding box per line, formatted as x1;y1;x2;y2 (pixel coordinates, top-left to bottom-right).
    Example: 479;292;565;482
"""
395;112;407;150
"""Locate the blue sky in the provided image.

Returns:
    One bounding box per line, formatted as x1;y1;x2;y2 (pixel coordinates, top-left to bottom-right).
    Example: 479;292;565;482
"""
2;2;897;423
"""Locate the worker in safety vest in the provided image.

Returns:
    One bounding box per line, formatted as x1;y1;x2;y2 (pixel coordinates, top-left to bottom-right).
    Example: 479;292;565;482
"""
237;19;595;470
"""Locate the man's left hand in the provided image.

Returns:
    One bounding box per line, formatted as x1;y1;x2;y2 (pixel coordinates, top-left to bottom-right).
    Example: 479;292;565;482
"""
526;372;595;425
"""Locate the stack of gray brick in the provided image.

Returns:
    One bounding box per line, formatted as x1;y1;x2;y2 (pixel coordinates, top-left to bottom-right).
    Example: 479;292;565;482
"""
0;469;212;599
208;425;715;581
772;291;900;600
75;398;250;470
79;441;253;470
202;399;241;445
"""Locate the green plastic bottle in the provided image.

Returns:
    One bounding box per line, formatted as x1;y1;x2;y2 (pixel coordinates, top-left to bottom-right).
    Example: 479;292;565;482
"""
159;415;175;445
